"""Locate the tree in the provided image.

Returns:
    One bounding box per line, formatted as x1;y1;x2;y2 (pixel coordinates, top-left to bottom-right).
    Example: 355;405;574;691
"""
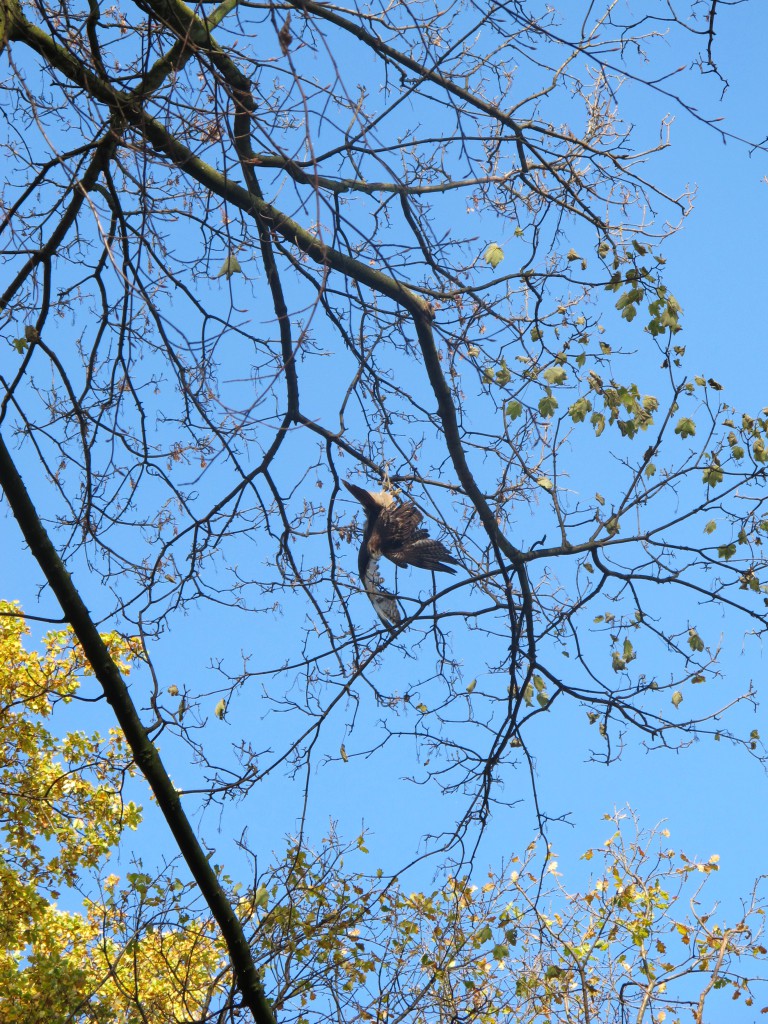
3;607;767;1020
2;604;767;1021
1;0;767;1018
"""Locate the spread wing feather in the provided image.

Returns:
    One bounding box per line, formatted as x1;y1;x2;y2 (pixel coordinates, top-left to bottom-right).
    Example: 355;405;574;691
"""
378;502;423;541
389;537;459;573
380;503;458;573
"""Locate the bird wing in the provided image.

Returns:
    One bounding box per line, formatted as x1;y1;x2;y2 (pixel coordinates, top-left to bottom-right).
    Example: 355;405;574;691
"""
393;537;459;573
378;502;423;546
380;503;458;573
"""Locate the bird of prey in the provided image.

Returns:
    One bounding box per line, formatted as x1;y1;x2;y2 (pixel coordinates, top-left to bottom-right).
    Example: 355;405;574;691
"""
343;480;459;627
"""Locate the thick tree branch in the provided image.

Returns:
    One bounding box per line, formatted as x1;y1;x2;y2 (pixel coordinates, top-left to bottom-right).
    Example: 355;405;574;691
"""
0;432;276;1024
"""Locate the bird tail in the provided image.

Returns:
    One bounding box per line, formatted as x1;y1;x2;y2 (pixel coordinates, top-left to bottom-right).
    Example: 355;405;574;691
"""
368;588;401;628
362;552;401;627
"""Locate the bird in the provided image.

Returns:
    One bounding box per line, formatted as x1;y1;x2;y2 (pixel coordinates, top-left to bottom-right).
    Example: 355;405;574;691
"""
343;480;459;627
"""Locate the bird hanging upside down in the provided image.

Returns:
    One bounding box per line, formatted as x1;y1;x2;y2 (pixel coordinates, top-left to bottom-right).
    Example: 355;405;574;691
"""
343;480;459;627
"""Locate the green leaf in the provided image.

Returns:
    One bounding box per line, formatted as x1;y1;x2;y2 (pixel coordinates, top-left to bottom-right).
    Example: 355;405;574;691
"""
506;400;523;420
495;358;511;387
538;394;558;418
621;304;637;322
543;366;567;386
484;243;504;269
674;417;696;439
605;516;620;537
573;393;593;421
215;253;243;279
15;325;39;353
688;629;705;652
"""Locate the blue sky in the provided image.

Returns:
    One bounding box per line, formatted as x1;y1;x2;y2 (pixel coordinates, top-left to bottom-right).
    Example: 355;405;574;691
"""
2;0;768;948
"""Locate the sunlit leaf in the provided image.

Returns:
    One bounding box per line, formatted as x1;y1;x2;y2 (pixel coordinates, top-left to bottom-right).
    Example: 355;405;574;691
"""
687;629;705;652
674;417;696;439
215;253;243;279
484;243;504;268
506;400;523;420
543;366;567;386
539;394;558;417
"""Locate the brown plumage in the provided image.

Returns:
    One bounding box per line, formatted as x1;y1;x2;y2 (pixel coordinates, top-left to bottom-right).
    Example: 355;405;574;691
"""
343;480;459;626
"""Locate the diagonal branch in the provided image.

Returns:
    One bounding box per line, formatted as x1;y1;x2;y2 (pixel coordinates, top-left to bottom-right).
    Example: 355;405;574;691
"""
0;432;276;1024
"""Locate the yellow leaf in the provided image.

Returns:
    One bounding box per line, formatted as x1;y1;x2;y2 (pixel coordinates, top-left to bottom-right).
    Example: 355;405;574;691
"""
484;243;504;269
215;253;243;279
